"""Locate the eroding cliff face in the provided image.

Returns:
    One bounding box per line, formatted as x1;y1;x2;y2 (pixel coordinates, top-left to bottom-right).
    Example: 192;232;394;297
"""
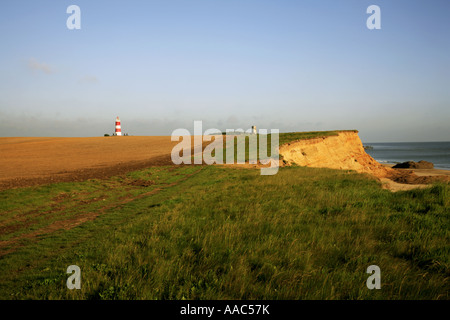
279;131;392;178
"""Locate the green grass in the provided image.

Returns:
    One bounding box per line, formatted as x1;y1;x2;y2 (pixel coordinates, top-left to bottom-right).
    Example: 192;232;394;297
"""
0;164;448;300
278;130;357;146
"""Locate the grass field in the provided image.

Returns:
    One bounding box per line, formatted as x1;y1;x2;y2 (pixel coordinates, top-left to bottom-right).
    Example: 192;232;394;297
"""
0;163;448;300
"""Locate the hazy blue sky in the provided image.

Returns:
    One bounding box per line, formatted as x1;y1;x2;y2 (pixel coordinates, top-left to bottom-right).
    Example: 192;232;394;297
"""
0;0;449;142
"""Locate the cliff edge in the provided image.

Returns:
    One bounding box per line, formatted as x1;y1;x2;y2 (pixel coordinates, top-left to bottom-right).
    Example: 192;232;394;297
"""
279;131;392;178
279;131;449;191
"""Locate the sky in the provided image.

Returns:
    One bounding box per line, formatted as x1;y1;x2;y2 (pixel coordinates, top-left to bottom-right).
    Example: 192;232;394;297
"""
0;0;449;142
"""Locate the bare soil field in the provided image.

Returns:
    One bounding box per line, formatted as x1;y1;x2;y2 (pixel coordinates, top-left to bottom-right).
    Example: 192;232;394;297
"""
0;136;182;190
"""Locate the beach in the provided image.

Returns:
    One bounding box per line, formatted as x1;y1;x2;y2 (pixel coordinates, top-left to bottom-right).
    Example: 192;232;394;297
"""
382;163;450;176
380;163;450;192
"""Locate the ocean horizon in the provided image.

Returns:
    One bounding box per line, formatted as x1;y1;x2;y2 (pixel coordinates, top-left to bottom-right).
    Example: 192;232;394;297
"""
363;141;450;170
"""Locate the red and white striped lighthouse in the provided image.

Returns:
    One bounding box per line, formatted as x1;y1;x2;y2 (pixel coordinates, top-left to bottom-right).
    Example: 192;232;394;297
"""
115;116;122;136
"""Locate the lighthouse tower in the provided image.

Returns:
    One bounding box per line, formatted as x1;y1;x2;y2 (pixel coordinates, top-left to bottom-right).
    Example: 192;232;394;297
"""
115;116;122;136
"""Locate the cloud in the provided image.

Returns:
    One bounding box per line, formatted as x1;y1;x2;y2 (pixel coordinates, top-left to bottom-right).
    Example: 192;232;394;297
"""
78;75;99;84
27;58;54;74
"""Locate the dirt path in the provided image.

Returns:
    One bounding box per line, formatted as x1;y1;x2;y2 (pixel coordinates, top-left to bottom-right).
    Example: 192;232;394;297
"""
0;166;205;257
379;178;430;192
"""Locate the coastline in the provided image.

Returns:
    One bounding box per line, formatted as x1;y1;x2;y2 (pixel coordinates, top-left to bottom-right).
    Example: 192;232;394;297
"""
382;163;450;177
380;164;450;192
364;141;450;172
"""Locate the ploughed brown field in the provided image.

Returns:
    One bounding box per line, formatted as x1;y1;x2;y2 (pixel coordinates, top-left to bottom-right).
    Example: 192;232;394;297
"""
0;136;183;190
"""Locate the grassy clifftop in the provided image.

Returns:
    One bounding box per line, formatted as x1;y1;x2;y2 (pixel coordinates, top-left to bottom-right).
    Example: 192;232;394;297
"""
279;130;359;146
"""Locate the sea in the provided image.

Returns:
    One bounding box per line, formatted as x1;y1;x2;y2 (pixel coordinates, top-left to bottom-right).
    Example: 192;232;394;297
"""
363;141;450;170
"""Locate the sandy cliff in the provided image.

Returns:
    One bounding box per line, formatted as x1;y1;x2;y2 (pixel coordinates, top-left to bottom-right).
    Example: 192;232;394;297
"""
279;131;393;178
279;131;449;191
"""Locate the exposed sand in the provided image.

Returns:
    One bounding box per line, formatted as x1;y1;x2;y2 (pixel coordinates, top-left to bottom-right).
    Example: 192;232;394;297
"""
382;164;450;177
279;131;393;177
279;132;449;192
380;164;450;192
